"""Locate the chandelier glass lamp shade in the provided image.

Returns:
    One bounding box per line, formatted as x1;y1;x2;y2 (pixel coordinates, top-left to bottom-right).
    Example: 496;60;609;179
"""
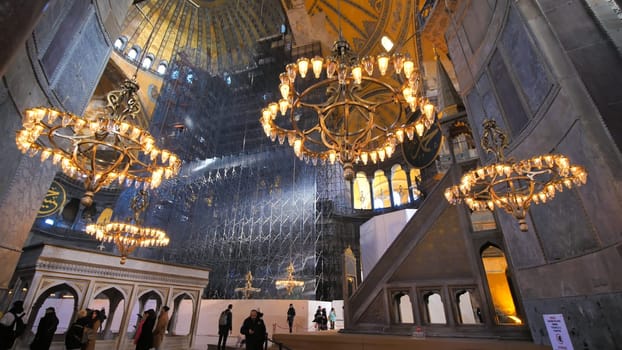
275;262;304;295
15;79;181;207
259;39;435;180
86;190;169;264
444;120;588;231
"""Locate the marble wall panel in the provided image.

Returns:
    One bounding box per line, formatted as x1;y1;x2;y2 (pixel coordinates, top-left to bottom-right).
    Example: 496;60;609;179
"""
500;6;553;114
52;11;111;114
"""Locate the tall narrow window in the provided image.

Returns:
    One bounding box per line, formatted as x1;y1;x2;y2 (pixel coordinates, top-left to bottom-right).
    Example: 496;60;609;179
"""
372;170;391;209
127;46;140;61
352;172;371;209
392;291;414;323
157;61;168;75
409;168;422;201
481;245;522;325
141;54;154;69
456;290;483;324
391;165;410;206
424;292;446;324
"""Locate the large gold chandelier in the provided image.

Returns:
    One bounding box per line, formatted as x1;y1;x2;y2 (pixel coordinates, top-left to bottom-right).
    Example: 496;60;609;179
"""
259;38;435;180
86;190;169;264
15;79;181;206
444;120;588;231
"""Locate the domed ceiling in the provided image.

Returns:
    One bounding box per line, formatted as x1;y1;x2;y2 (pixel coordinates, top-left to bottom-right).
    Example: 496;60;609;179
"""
119;0;287;74
302;0;417;58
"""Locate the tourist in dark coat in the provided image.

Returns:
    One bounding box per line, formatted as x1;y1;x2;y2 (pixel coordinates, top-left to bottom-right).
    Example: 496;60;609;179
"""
240;309;266;350
30;307;59;350
134;309;156;350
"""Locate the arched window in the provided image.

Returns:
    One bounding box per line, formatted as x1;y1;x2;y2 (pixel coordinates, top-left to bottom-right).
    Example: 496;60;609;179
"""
372;170;391;209
141;54;154;69
88;287;126;339
456;289;483;324
424;292;446;324
392;291;414;324
127;46;140;61
481;245;522;325
156;61;168;75
127;291;162;333
170;293;194;335
390;164;410;206
29;283;78;335
352;172;371;209
113;36;127;51
409;168;422;201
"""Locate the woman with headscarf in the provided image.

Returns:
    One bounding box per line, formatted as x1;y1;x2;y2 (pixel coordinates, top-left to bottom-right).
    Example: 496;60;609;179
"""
30;307;59;350
134;309;156;350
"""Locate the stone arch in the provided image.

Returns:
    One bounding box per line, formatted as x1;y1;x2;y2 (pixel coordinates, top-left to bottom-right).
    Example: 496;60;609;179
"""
88;286;127;338
169;292;194;336
127;290;164;333
479;243;522;325
27;282;80;333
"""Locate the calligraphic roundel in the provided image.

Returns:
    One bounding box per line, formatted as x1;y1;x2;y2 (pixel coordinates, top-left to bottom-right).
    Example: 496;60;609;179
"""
37;181;66;218
402;115;443;169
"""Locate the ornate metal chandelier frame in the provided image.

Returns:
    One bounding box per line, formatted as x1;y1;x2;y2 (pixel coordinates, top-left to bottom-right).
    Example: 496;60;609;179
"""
16;79;181;206
260;39;435;180
444;120;588;231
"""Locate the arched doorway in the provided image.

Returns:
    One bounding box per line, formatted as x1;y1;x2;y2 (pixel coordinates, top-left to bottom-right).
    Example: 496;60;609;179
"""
169;293;194;336
88;287;126;339
28;283;79;336
127;290;162;336
481;245;522;325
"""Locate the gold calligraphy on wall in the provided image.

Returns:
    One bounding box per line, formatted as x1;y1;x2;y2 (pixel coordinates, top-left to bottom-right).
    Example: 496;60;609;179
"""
37;181;66;218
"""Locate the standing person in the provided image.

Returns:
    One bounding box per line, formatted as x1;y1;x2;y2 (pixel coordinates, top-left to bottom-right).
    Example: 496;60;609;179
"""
217;304;233;350
65;310;89;350
83;309;101;350
134;309;156;350
328;308;336;330
0;301;25;350
286;304;295;333
30;307;59;350
313;306;322;330
320;308;328;330
239;309;266;350
153;306;169;350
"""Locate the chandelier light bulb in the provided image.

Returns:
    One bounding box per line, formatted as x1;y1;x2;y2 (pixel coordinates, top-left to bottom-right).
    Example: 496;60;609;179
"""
268;102;279;117
392;53;405;74
377;53;390;76
279;83;290;100
278;99;289;115
297;58;309;78
361;56;374;76
311;56;324;78
286;63;297;82
352;65;362;84
403;60;415;79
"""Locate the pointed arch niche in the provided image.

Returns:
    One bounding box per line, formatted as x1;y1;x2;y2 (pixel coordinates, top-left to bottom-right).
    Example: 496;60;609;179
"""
88;287;127;339
481;245;522;325
28;282;79;335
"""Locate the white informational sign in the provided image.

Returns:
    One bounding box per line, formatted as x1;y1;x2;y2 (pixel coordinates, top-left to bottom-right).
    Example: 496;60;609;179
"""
543;314;574;350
